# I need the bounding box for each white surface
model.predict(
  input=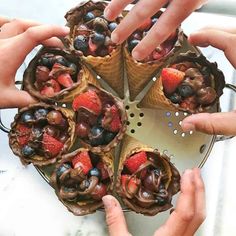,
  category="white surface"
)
[1,1,236,236]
